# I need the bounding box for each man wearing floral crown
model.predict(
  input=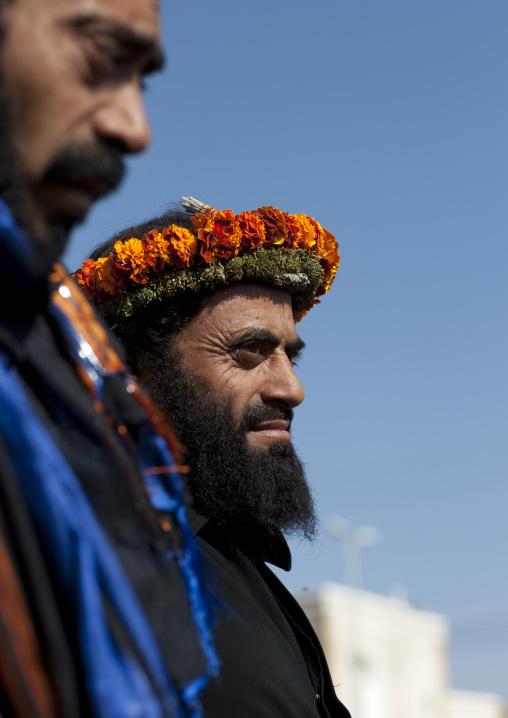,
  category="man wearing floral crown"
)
[77,197,351,718]
[0,3,218,717]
